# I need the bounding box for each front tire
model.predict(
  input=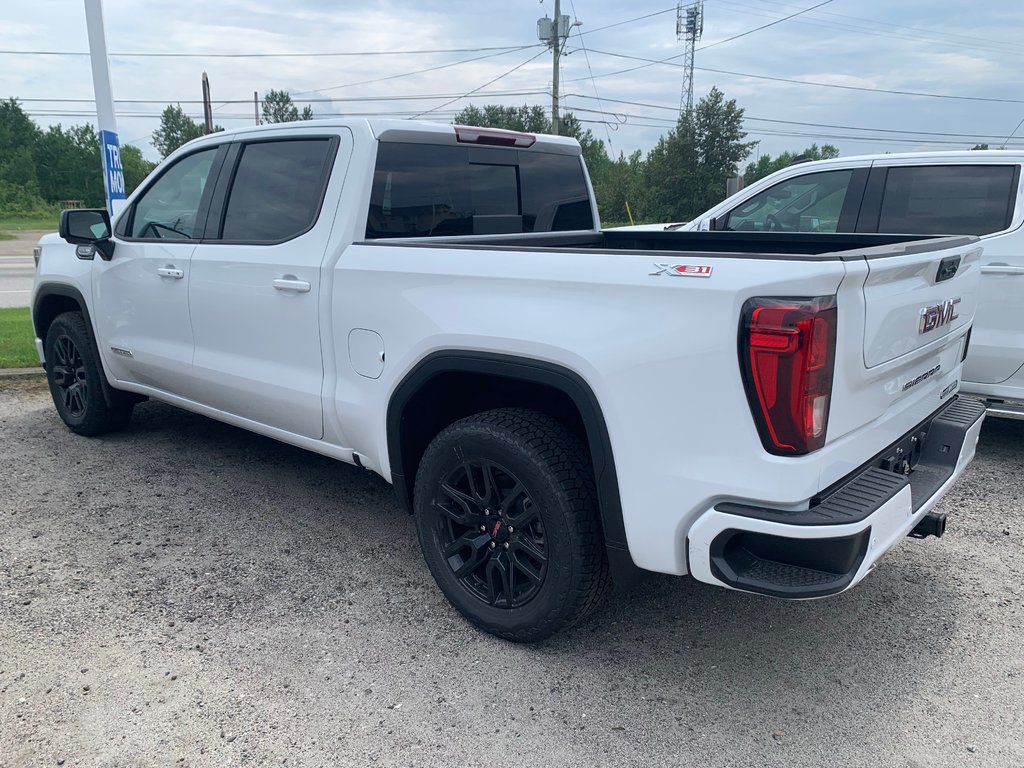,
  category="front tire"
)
[44,311,134,436]
[413,408,608,642]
